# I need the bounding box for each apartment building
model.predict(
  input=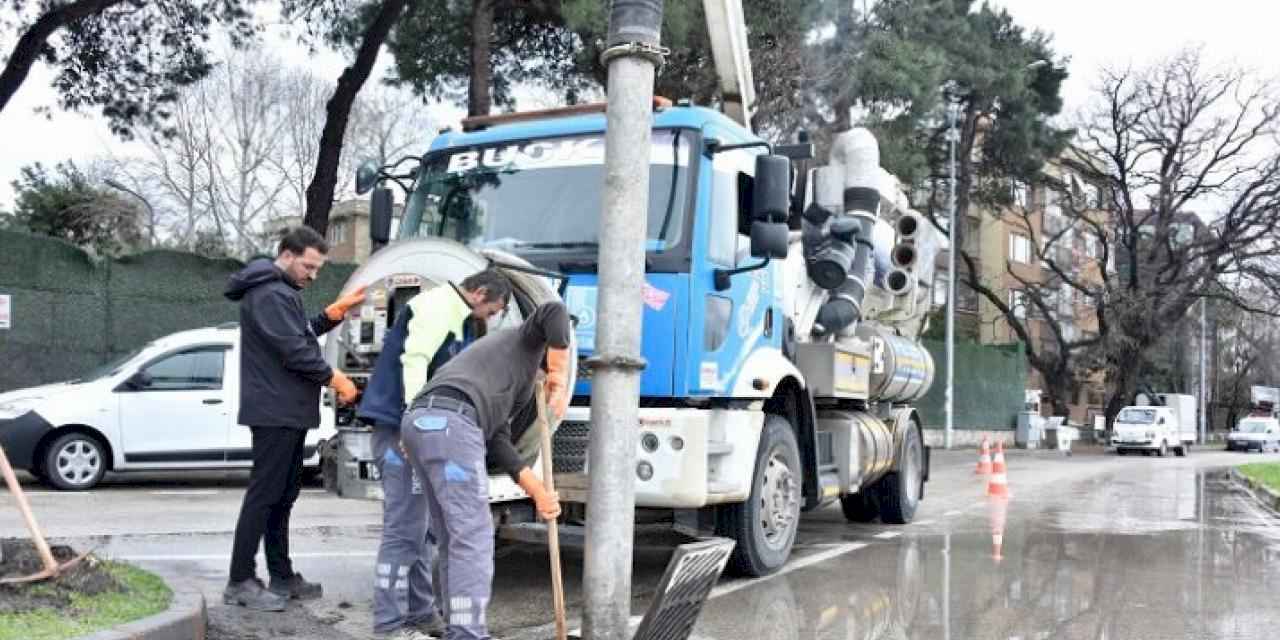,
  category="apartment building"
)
[932,160,1111,425]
